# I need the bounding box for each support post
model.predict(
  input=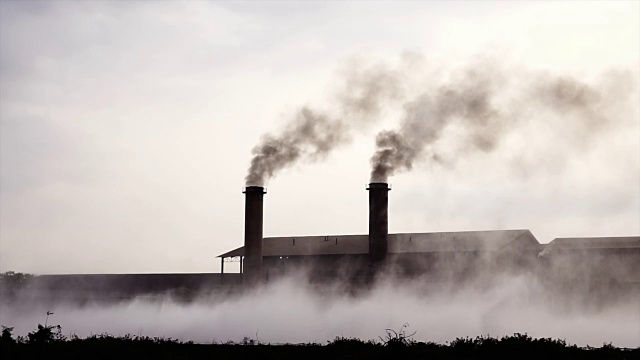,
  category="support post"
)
[220,257,225,284]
